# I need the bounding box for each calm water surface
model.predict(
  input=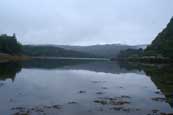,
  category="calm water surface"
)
[0,59,173,115]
